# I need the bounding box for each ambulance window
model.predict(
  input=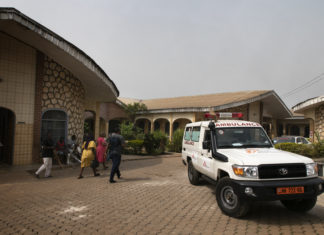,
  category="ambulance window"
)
[191,127,201,142]
[184,127,192,141]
